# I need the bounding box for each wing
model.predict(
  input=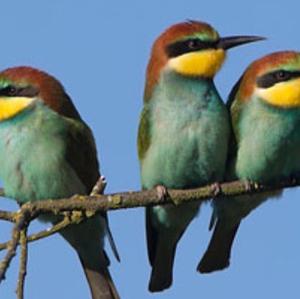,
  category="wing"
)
[226,73,245,140]
[64,118,120,261]
[225,74,245,180]
[226,74,244,110]
[65,118,100,192]
[137,104,151,161]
